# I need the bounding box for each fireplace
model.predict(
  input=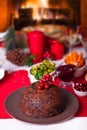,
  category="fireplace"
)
[0,0,80,31]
